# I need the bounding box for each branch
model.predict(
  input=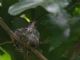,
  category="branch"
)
[0,17,48,60]
[0,17,13,35]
